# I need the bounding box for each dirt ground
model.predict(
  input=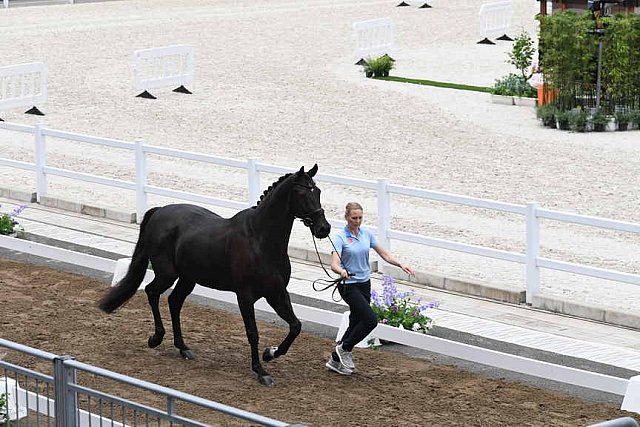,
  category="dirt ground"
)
[0,257,638,427]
